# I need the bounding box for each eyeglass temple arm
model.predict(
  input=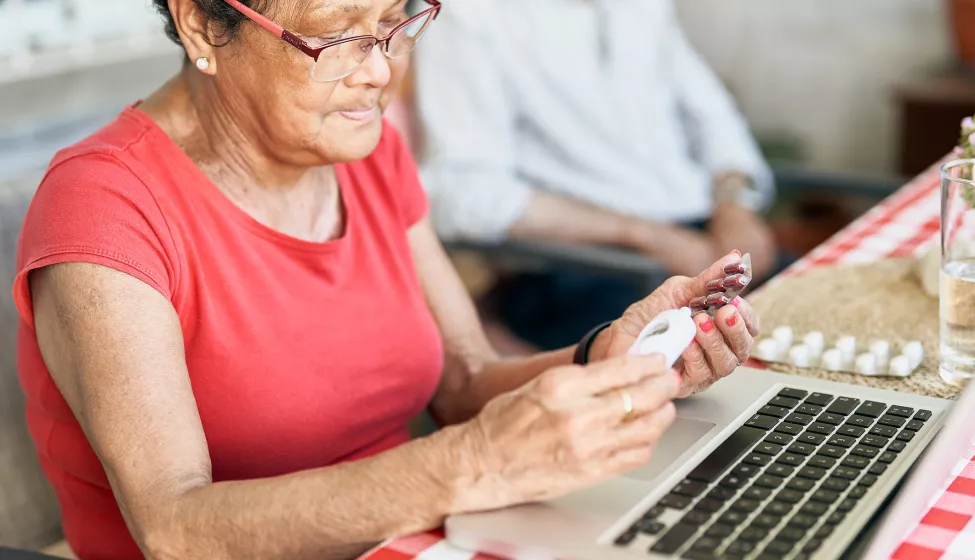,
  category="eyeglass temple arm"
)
[223,0,319,56]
